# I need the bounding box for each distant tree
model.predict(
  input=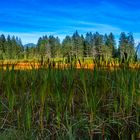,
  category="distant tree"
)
[11,36,19,59]
[72,31,83,58]
[37,36,48,58]
[119,32,128,61]
[62,36,73,62]
[104,33,116,59]
[48,36,61,58]
[119,32,135,62]
[25,46,29,59]
[84,32,93,57]
[0,32,137,61]
[5,35,12,59]
[55,37,61,57]
[127,32,135,60]
[93,32,104,60]
[0,34,6,59]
